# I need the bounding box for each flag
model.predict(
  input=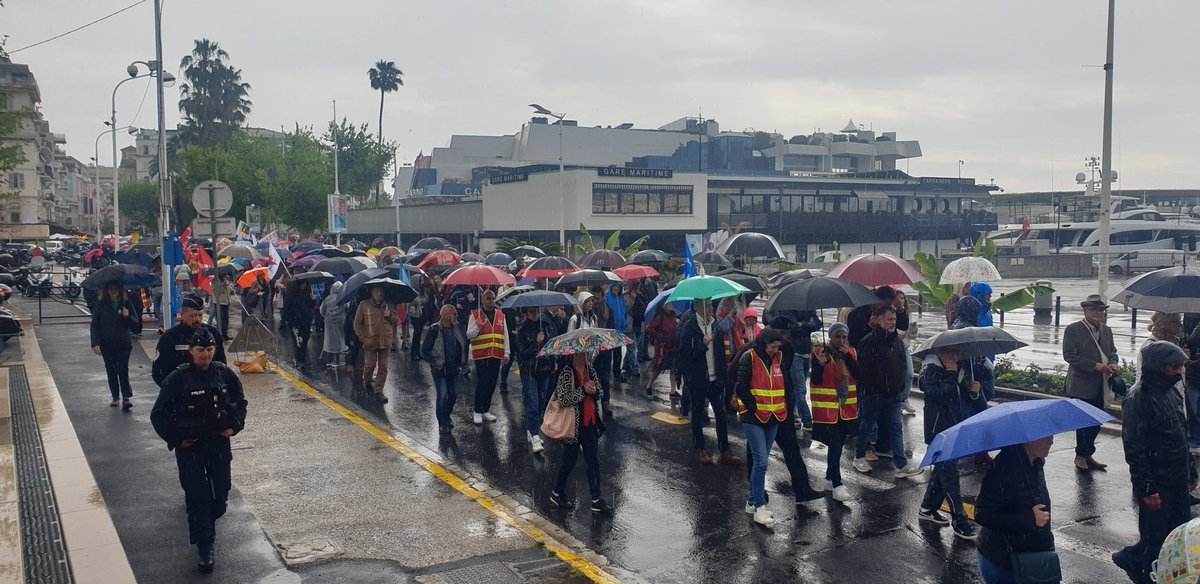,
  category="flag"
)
[682,238,698,279]
[236,220,253,241]
[267,242,283,279]
[261,230,278,246]
[180,225,192,250]
[131,232,140,245]
[1015,219,1031,243]
[195,246,215,295]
